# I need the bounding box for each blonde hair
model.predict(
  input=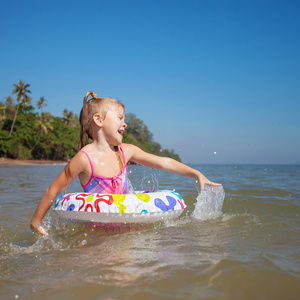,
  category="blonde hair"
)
[79,91,125,148]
